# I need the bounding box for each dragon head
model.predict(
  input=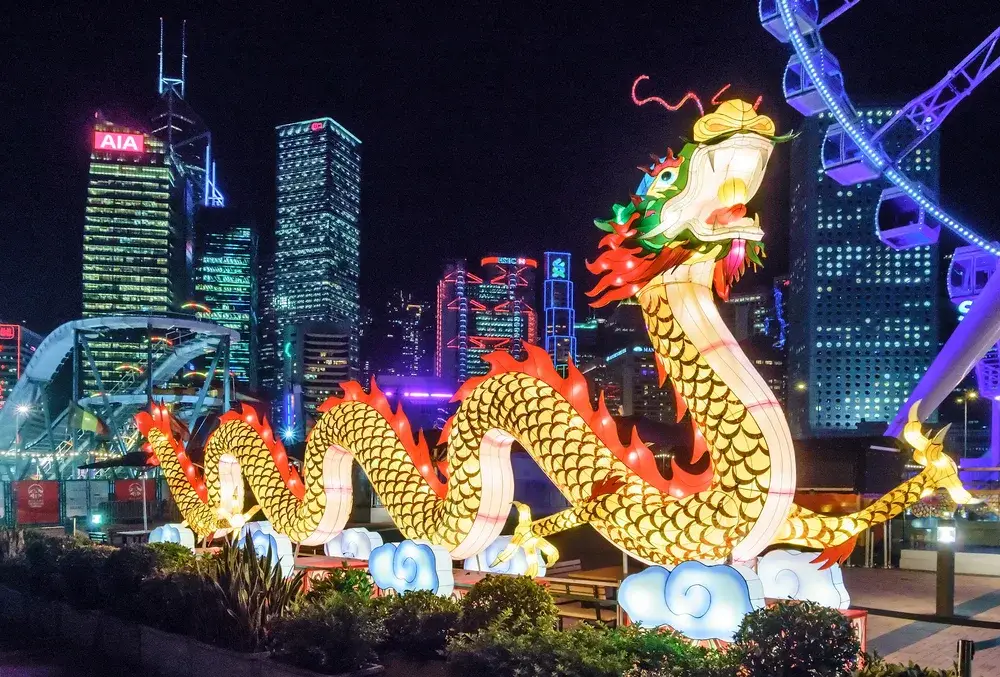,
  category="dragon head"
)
[903,403,976,506]
[588,97,780,306]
